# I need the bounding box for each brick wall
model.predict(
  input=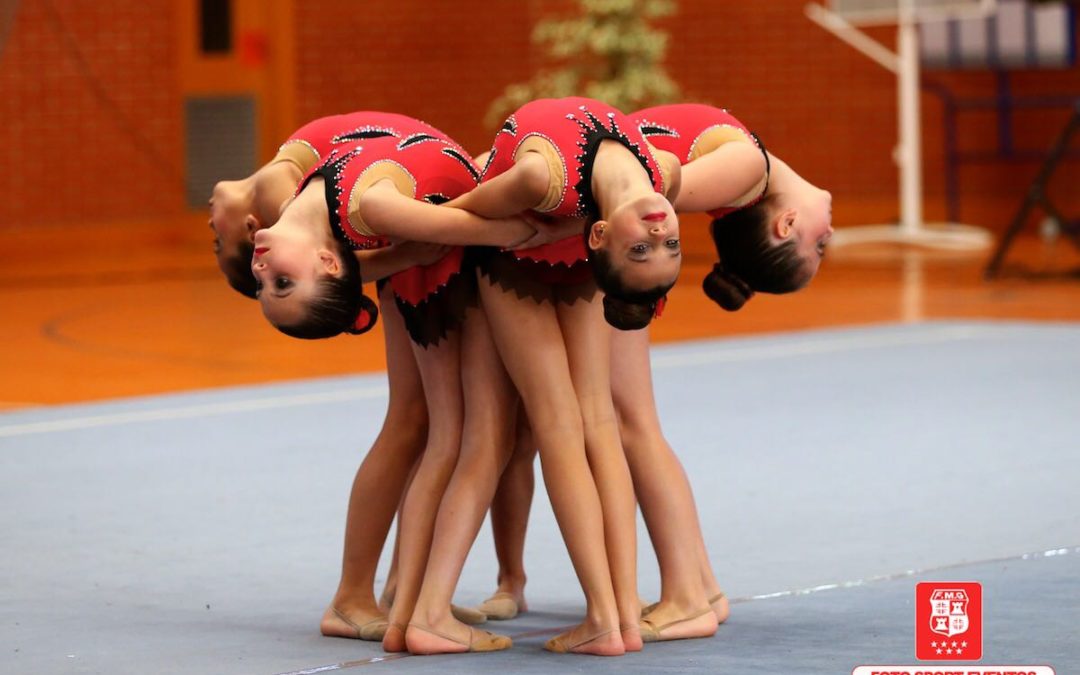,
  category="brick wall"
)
[0,0,183,227]
[292,0,541,156]
[665,3,901,220]
[2,0,1077,229]
[290,0,1080,231]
